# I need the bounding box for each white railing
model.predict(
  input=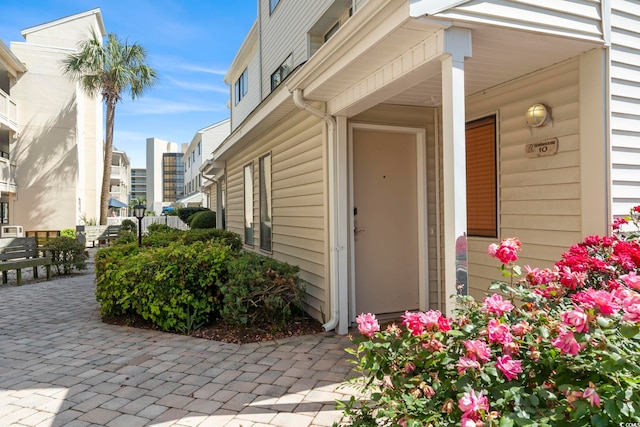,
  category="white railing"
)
[0,88,18,130]
[0,157,17,193]
[107,216,188,234]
